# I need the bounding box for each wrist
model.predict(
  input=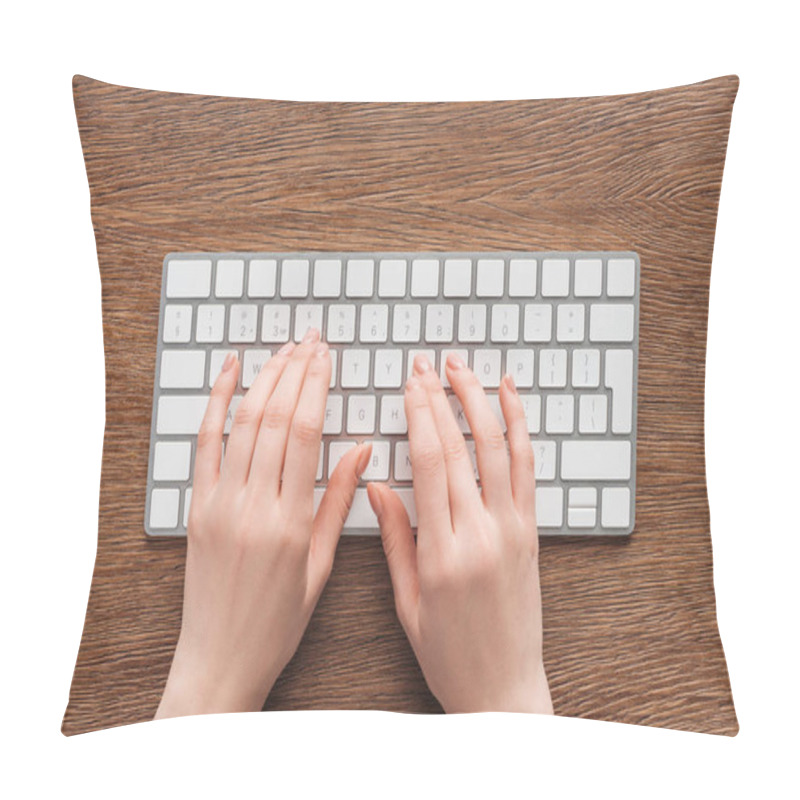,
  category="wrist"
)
[155,645,275,719]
